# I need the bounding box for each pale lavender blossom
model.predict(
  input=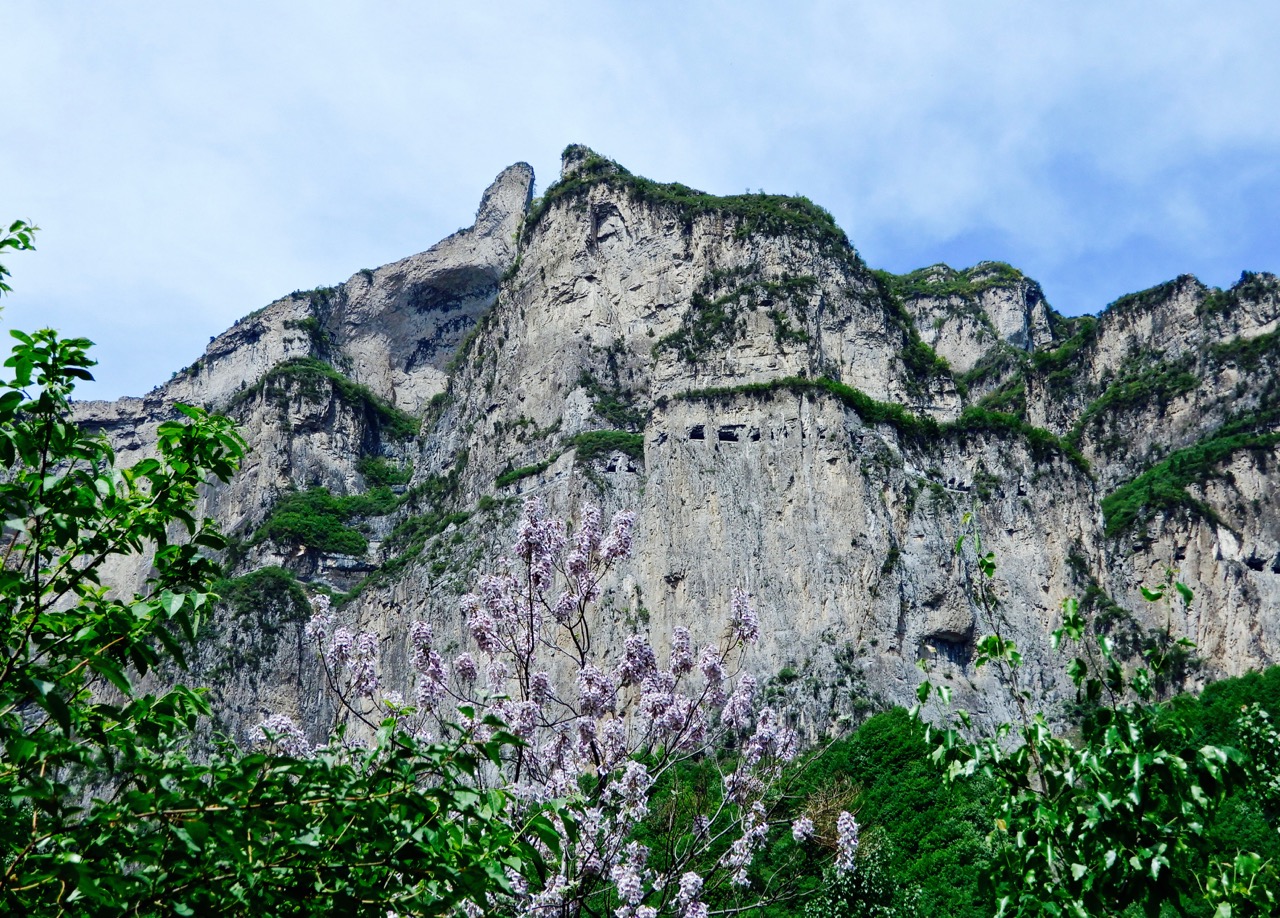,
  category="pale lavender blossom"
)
[676,872,707,918]
[409,620,434,672]
[699,644,727,707]
[578,664,617,717]
[350,632,380,696]
[835,811,860,874]
[506,866,530,897]
[601,510,636,562]
[743,707,799,764]
[576,717,599,760]
[531,671,552,706]
[257,713,311,758]
[303,595,334,644]
[618,634,658,686]
[326,626,354,670]
[730,587,760,645]
[468,608,500,655]
[575,503,603,560]
[551,590,576,623]
[670,627,694,675]
[722,801,769,886]
[611,862,644,907]
[600,718,628,768]
[722,673,757,729]
[415,667,446,712]
[791,816,815,843]
[487,659,510,693]
[454,652,478,683]
[611,760,653,823]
